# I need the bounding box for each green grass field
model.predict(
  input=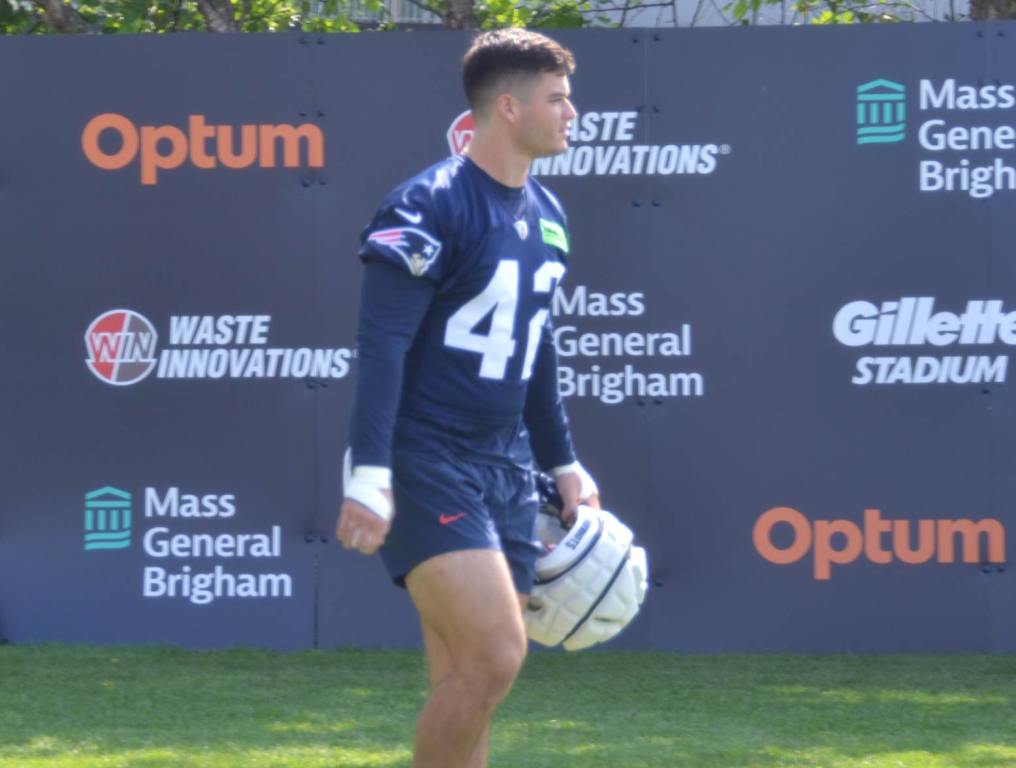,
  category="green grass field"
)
[1,646,1014,767]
